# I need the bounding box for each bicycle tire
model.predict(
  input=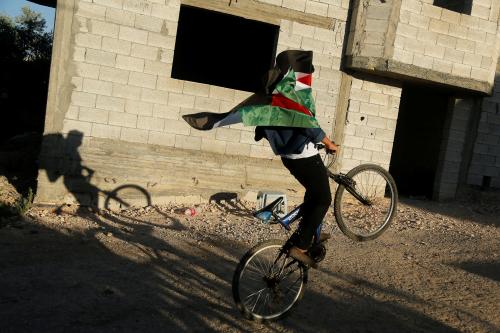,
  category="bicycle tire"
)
[103,184,151,211]
[232,239,308,322]
[334,164,398,241]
